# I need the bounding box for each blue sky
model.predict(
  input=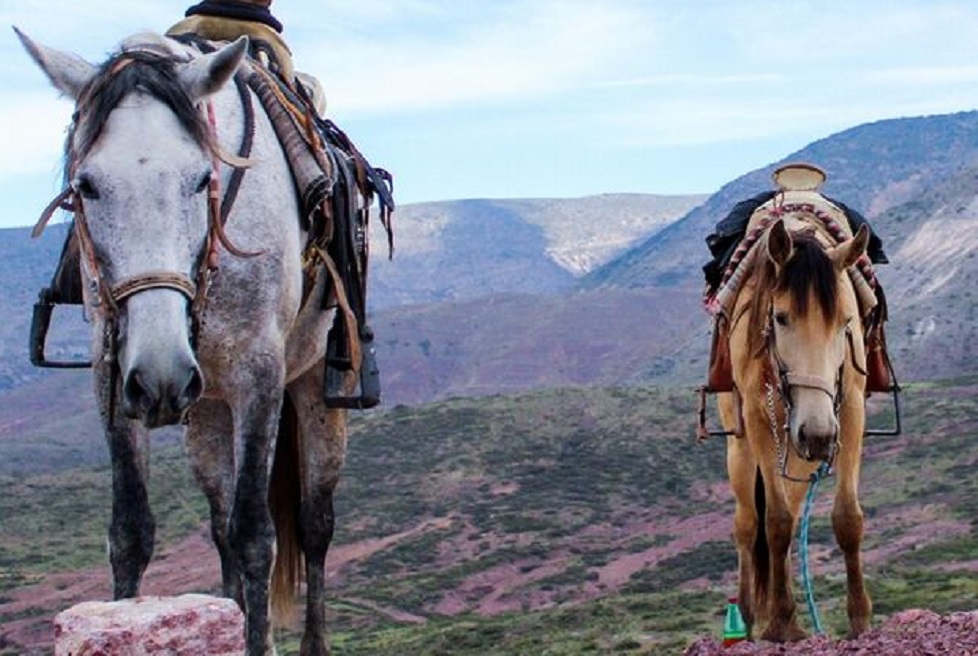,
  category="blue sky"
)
[4,0,978,228]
